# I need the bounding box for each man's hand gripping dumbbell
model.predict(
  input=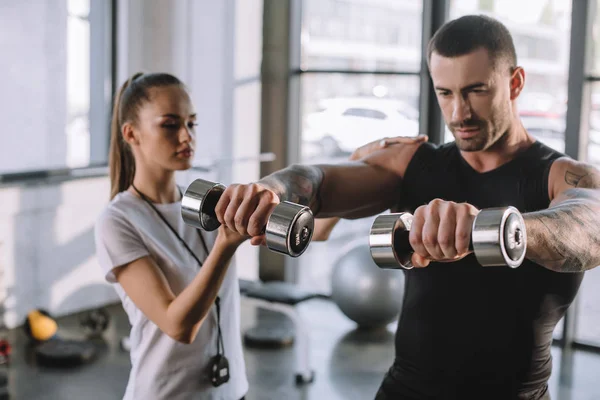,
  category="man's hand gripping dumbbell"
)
[369,199,527,269]
[181,178,314,257]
